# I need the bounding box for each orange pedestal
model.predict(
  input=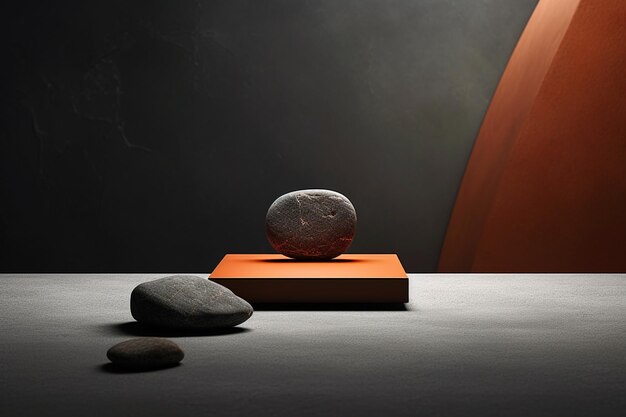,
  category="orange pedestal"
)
[210,254,409,303]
